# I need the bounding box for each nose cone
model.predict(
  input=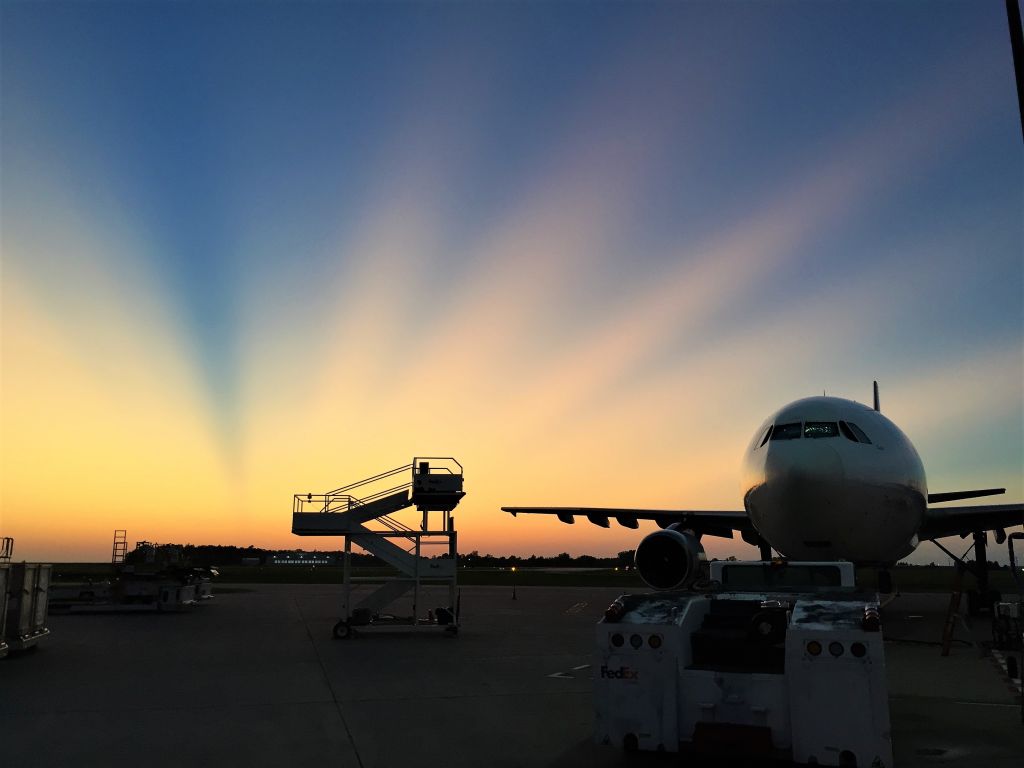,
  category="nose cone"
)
[745,441,846,557]
[764,440,844,490]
